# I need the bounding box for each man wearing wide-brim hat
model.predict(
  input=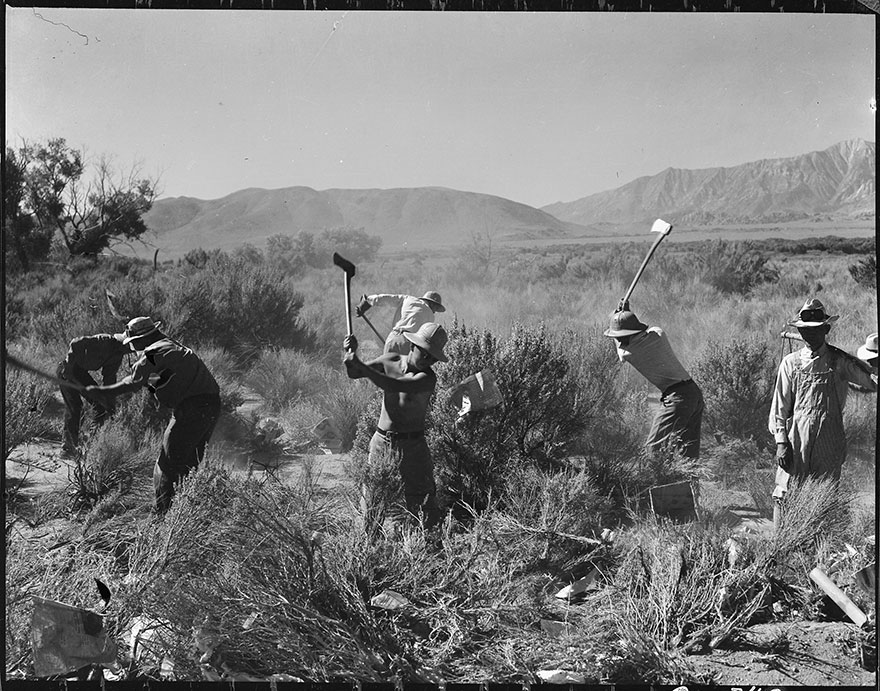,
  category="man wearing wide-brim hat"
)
[604,301,705,460]
[342,322,449,533]
[356,290,446,356]
[857,332,878,373]
[769,298,876,525]
[85,316,222,514]
[57,330,131,455]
